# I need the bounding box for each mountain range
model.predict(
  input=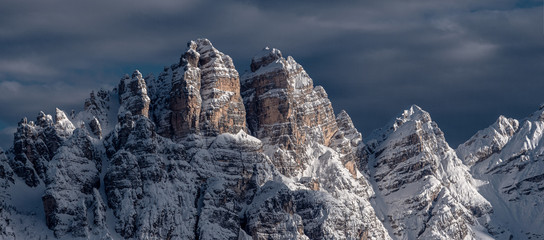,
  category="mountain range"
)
[0,39,542,240]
